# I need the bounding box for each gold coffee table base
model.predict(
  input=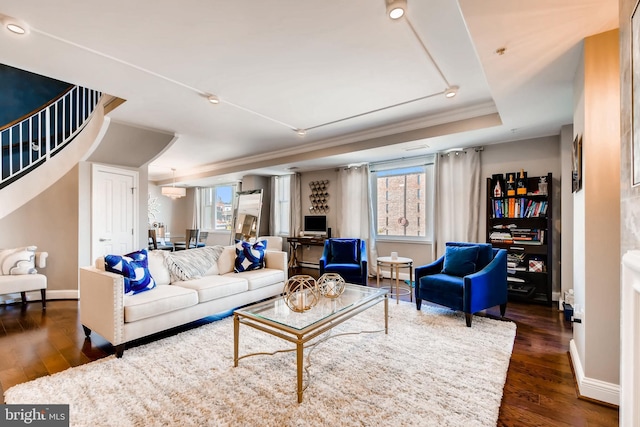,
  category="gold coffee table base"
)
[233,285,388,403]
